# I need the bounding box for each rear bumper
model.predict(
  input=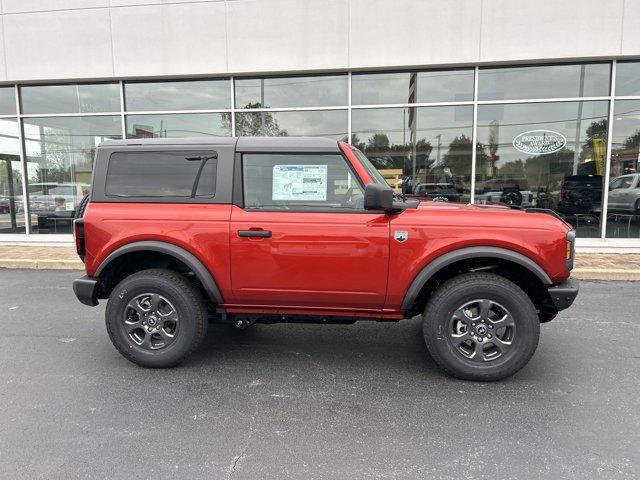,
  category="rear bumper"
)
[547,277,579,312]
[73,275,99,306]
